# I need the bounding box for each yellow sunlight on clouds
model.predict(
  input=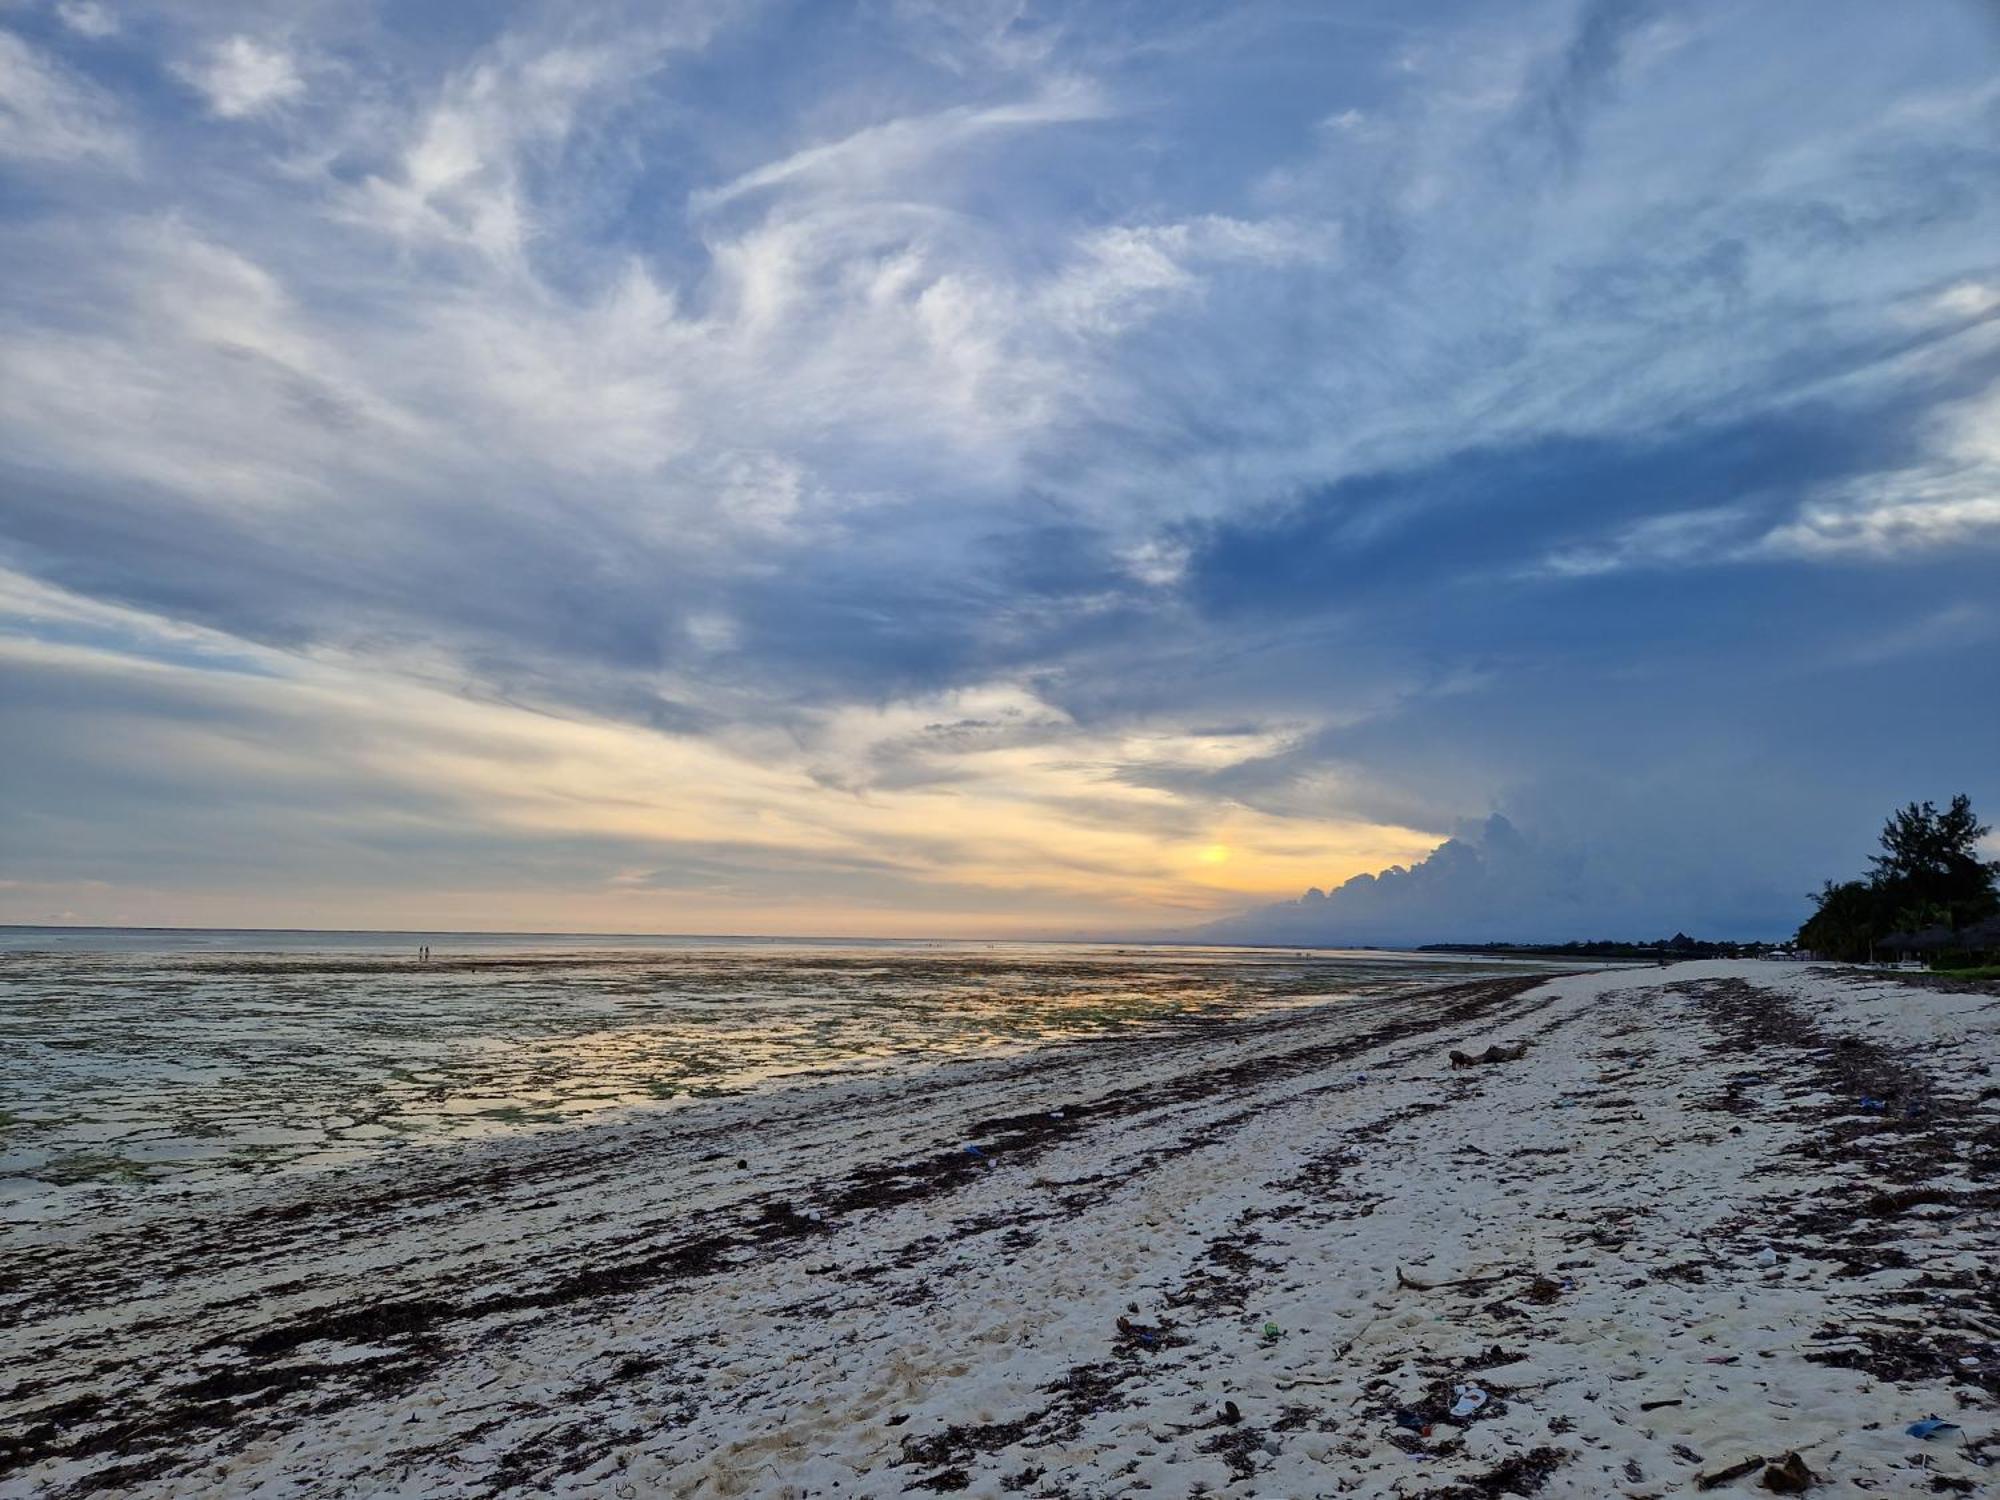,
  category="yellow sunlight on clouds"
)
[0,575,1442,936]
